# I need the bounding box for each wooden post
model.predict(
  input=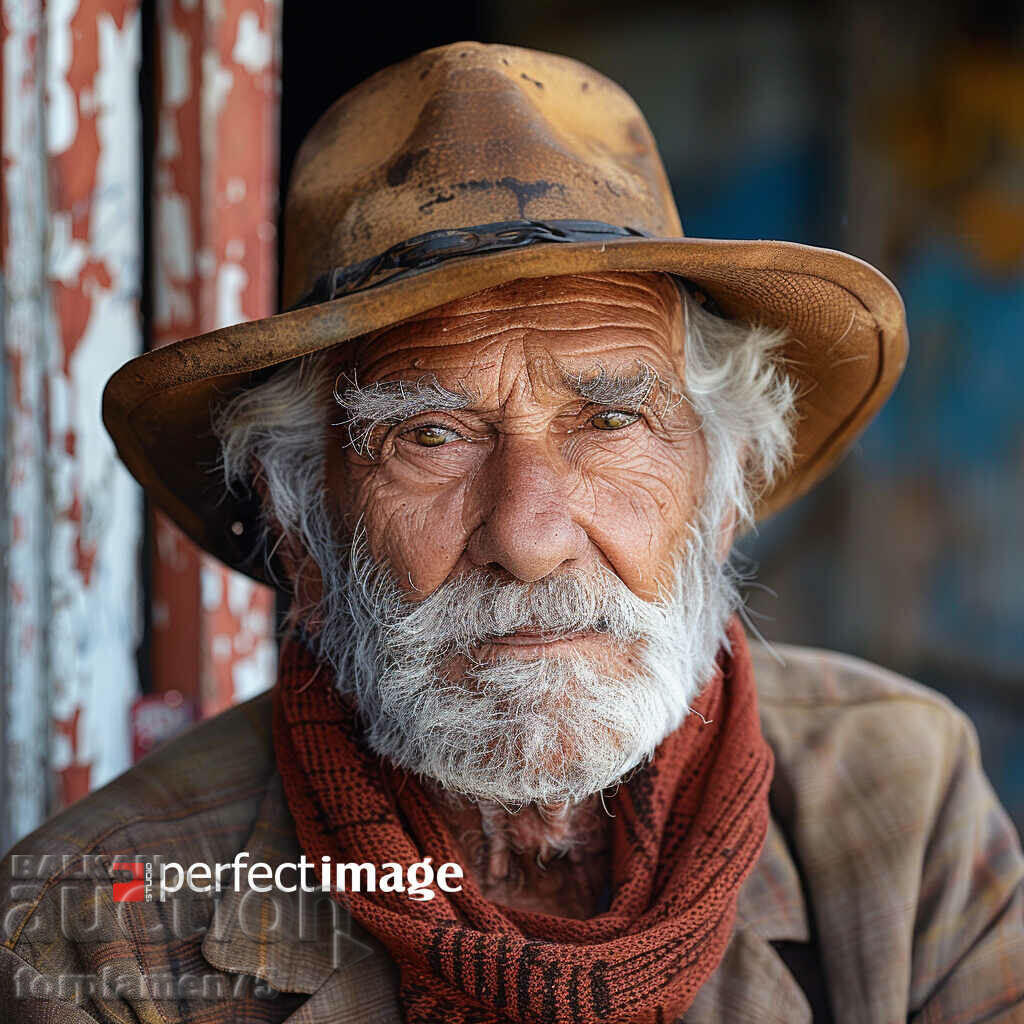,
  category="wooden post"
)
[150,0,279,716]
